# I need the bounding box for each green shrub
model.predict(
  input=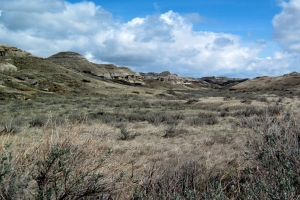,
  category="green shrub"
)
[242,113,300,199]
